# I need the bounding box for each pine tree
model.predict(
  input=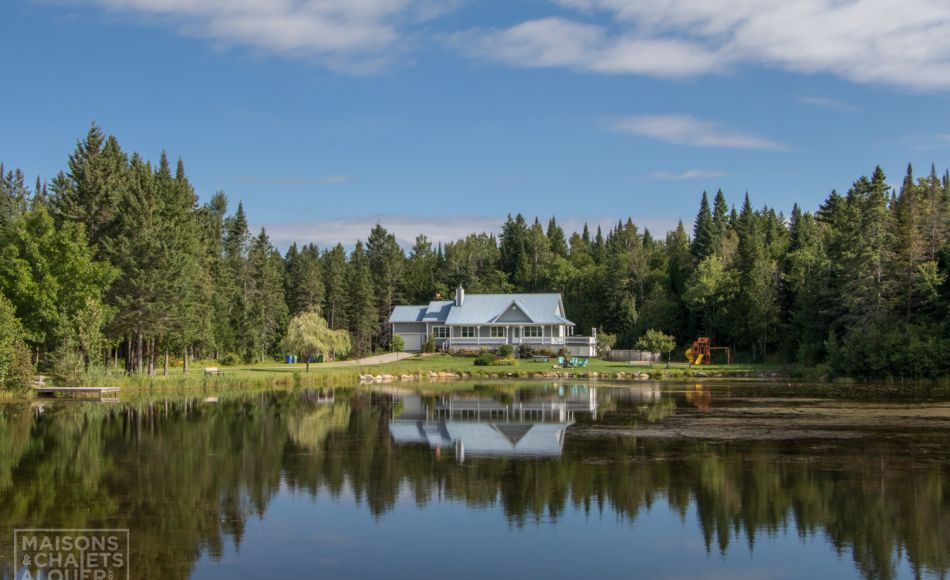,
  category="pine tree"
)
[691,191,716,260]
[366,224,404,349]
[245,229,288,362]
[547,217,568,258]
[345,241,376,356]
[48,125,128,255]
[499,214,529,288]
[322,244,348,329]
